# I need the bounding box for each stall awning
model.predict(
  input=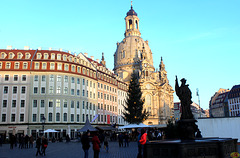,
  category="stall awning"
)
[96,126,116,131]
